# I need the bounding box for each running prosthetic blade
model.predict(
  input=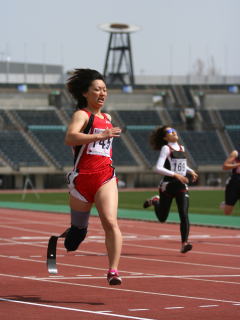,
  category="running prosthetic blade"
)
[46,229,69,274]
